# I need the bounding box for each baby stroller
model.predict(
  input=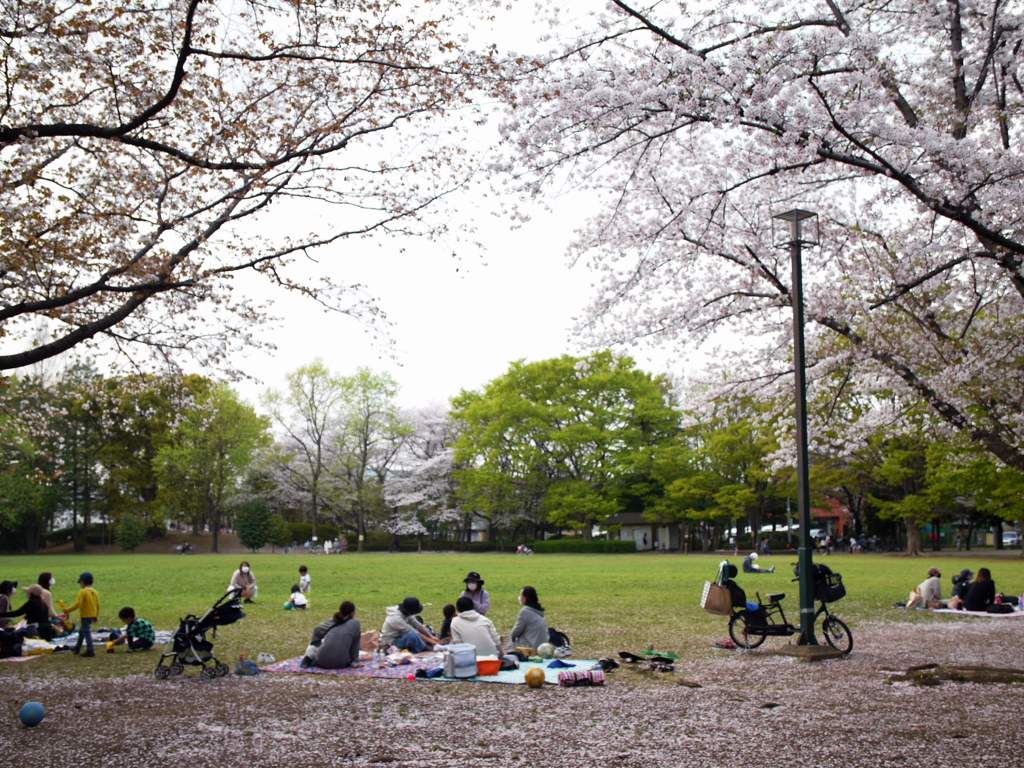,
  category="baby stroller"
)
[154,589,246,680]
